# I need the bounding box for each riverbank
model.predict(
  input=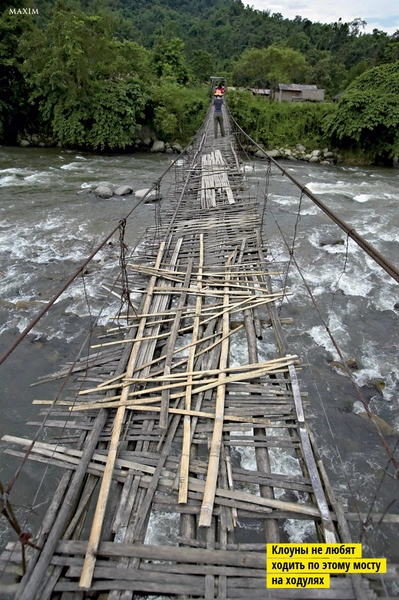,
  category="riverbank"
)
[11,126,395,168]
[10,132,375,168]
